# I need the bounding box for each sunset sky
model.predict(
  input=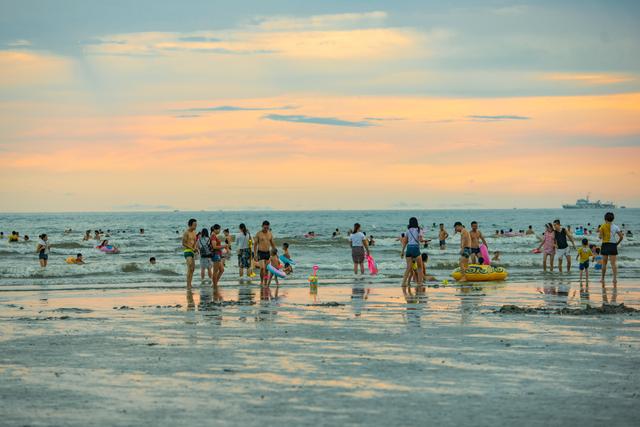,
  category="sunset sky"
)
[1,0,639,211]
